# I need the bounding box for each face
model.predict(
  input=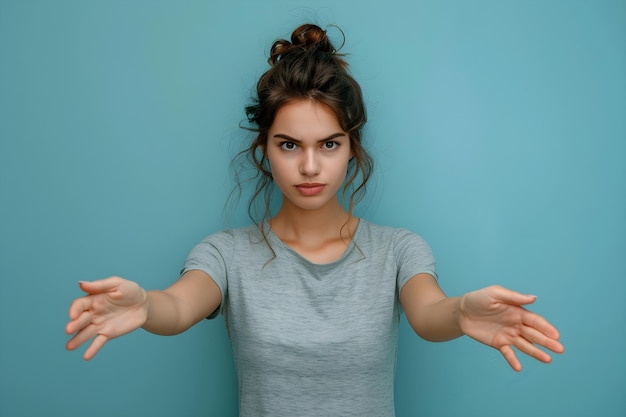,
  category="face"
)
[265,99,352,212]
